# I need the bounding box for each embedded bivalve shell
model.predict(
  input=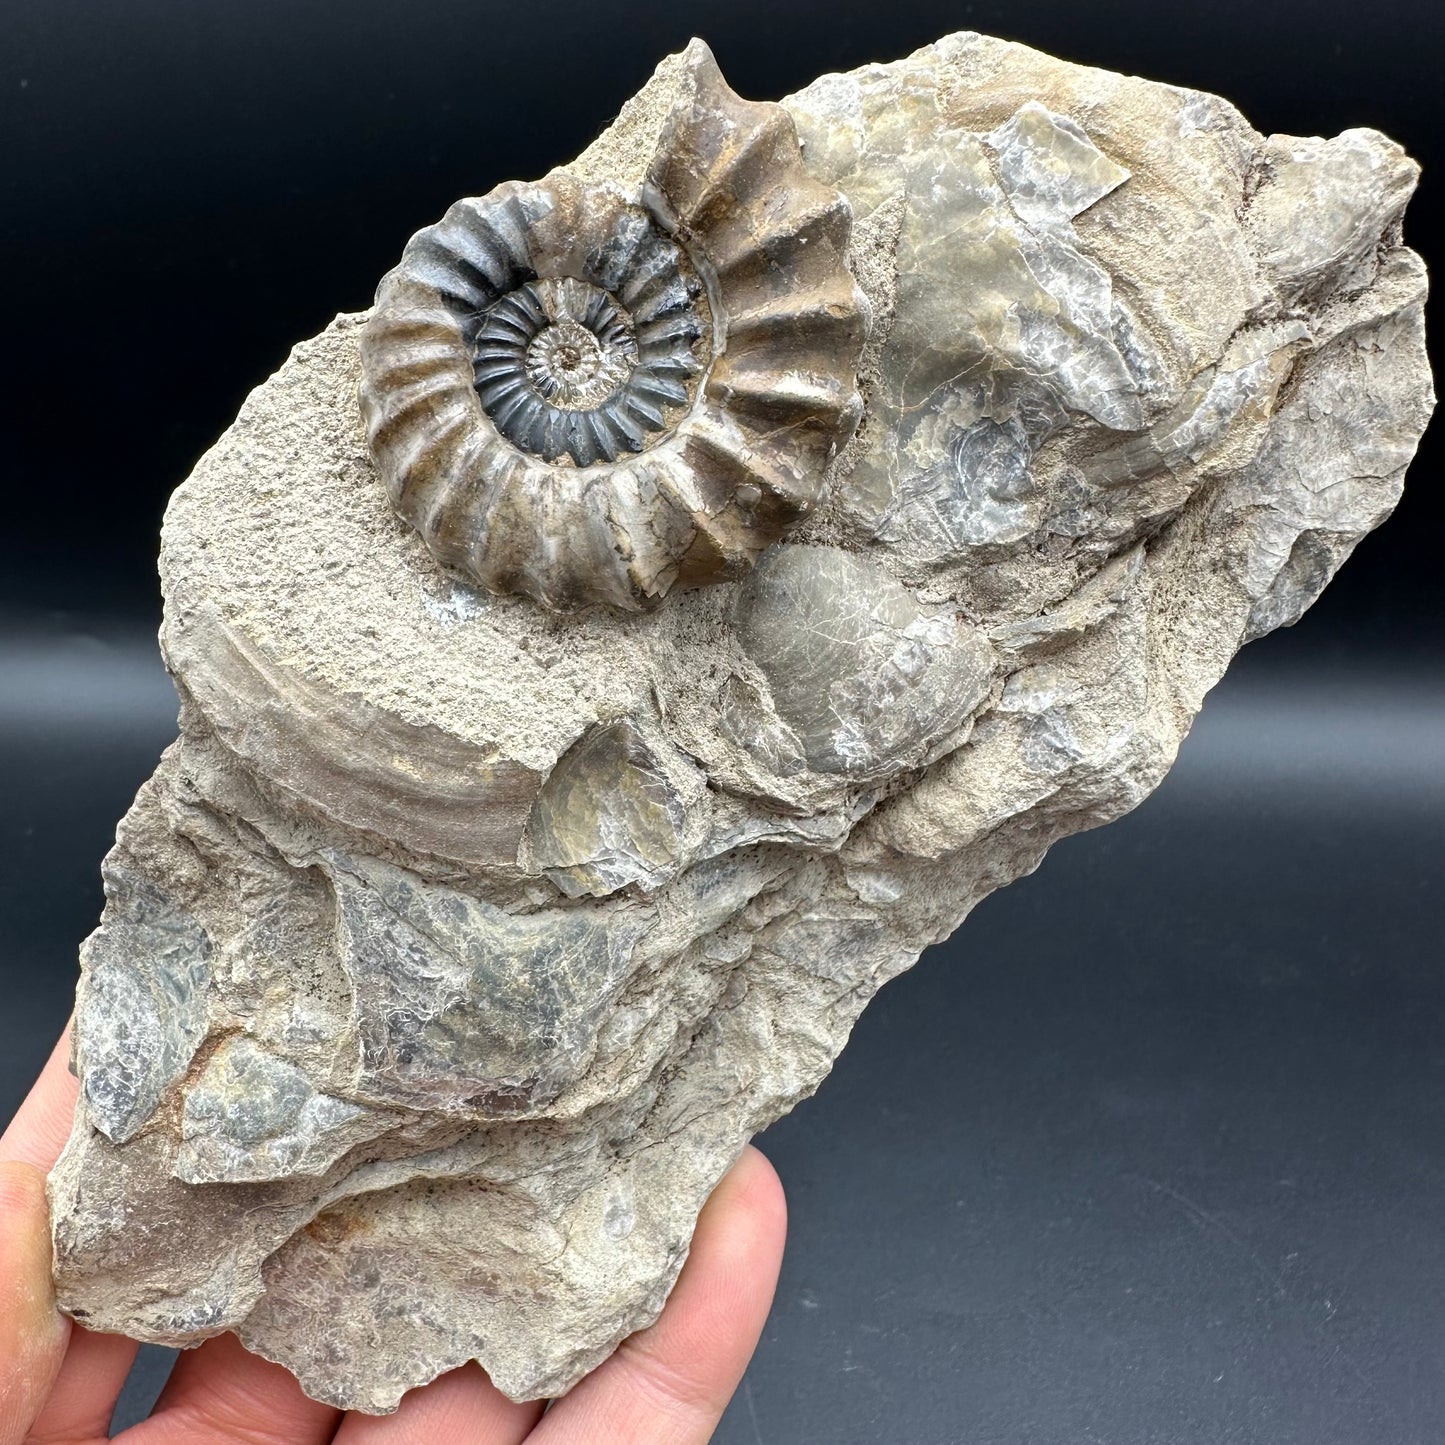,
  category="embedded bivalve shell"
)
[359,43,867,612]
